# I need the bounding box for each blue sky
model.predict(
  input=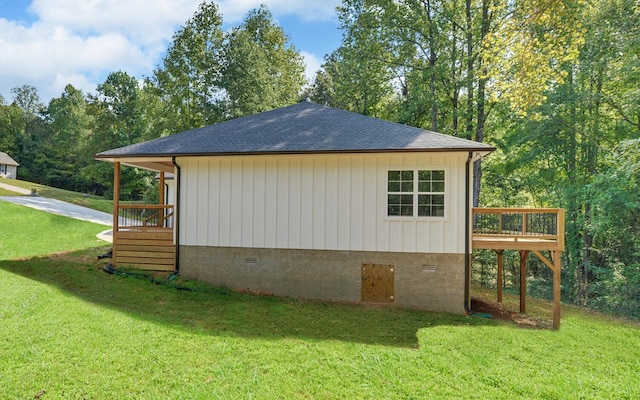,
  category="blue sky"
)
[0,0,343,104]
